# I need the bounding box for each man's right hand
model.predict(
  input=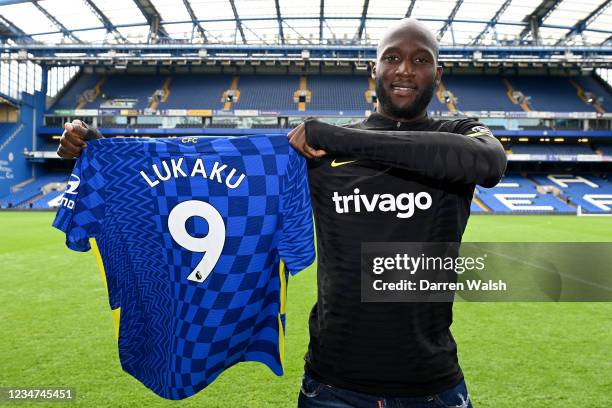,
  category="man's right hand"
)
[57,119,103,158]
